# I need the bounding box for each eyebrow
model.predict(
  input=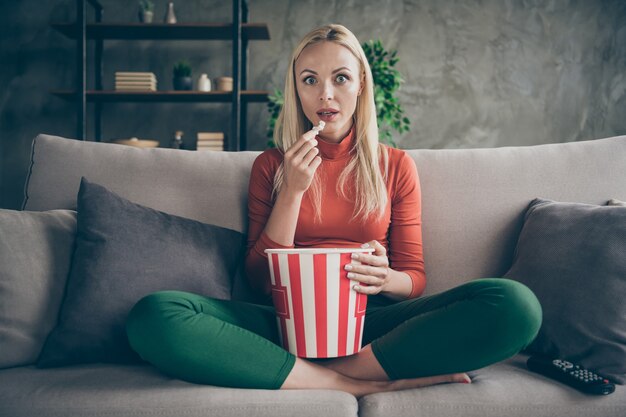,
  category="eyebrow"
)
[299,66,352,75]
